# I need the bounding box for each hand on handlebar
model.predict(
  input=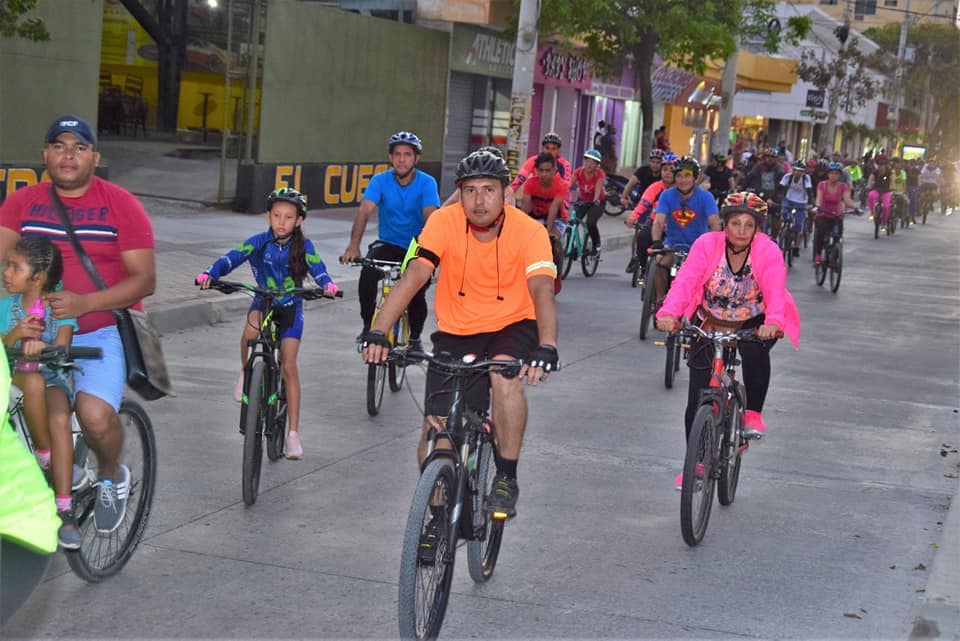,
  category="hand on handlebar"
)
[340,245,361,264]
[195,272,211,288]
[520,344,559,385]
[755,323,781,340]
[656,315,679,333]
[323,282,340,297]
[359,329,390,364]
